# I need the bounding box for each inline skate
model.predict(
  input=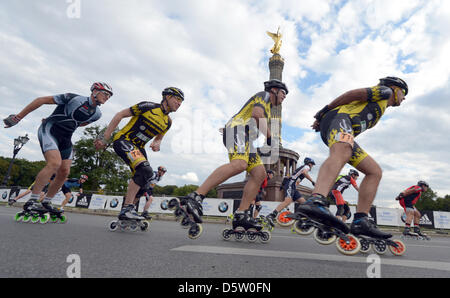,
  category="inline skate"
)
[168,193,203,239]
[109,204,149,232]
[42,201,67,224]
[401,227,430,241]
[222,211,271,243]
[14,199,50,224]
[351,217,405,256]
[292,195,361,255]
[255,215,274,232]
[267,208,294,228]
